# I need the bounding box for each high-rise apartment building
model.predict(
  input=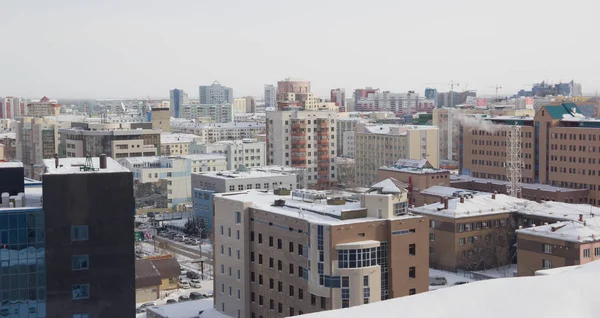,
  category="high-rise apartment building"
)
[170,89,187,118]
[59,122,161,159]
[233,98,247,113]
[42,156,135,317]
[15,117,59,179]
[0,132,16,161]
[436,91,476,108]
[424,88,438,107]
[213,179,429,318]
[181,103,233,123]
[199,81,233,104]
[0,96,27,118]
[330,89,346,112]
[266,110,338,189]
[170,122,265,143]
[264,85,277,109]
[354,123,439,187]
[353,87,378,110]
[336,118,369,157]
[192,139,266,170]
[355,91,434,116]
[27,96,60,118]
[459,103,600,206]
